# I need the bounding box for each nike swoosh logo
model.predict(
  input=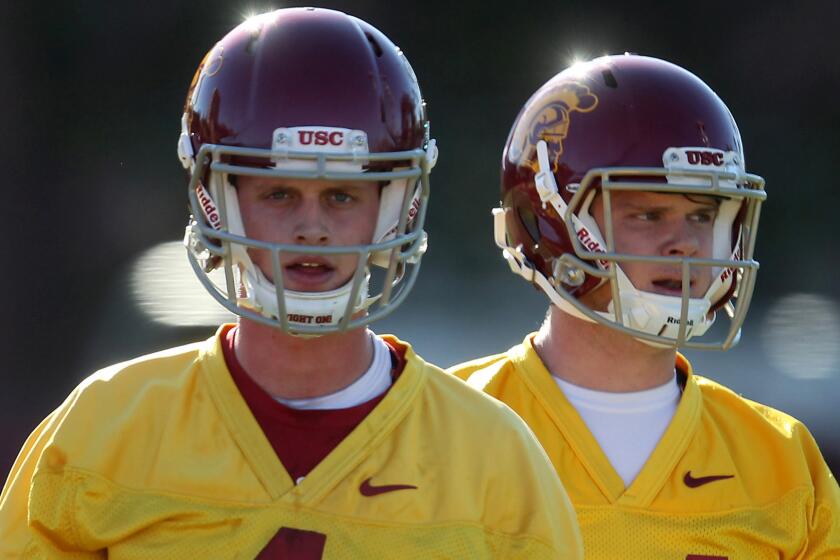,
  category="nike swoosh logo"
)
[359,477,417,497]
[683,471,735,488]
